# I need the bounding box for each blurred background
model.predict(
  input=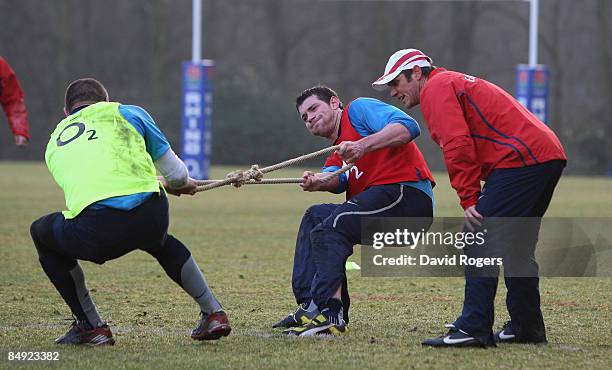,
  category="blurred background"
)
[1,0,611,175]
